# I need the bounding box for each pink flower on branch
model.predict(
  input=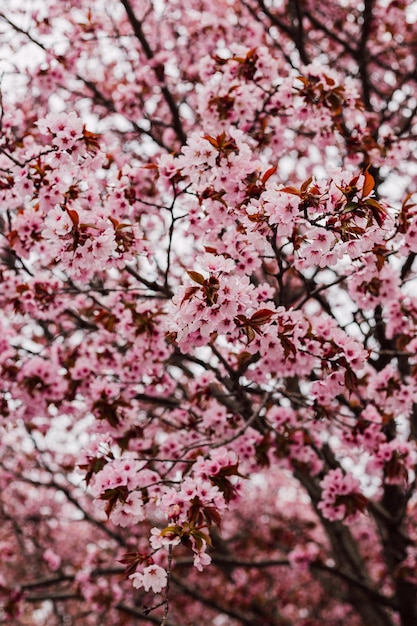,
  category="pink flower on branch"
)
[129,565,168,593]
[2,2,417,625]
[318,469,368,524]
